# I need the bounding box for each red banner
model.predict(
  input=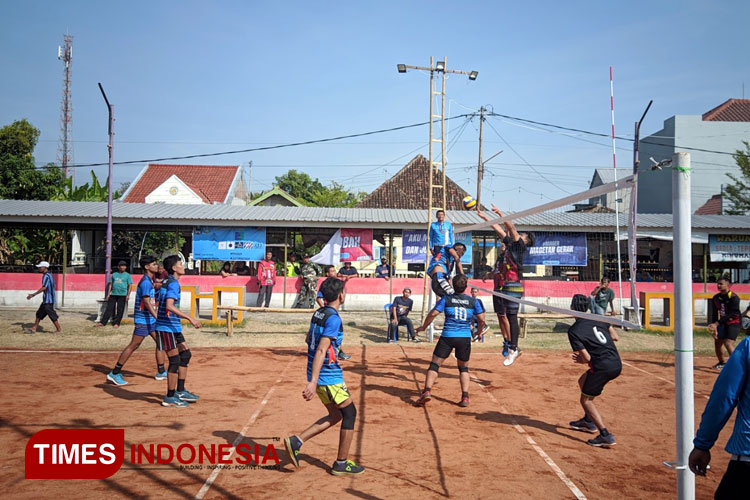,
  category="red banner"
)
[25,429,124,479]
[340,229,373,262]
